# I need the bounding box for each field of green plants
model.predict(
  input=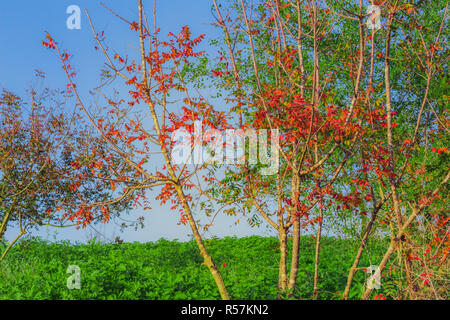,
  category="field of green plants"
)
[0,236,390,300]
